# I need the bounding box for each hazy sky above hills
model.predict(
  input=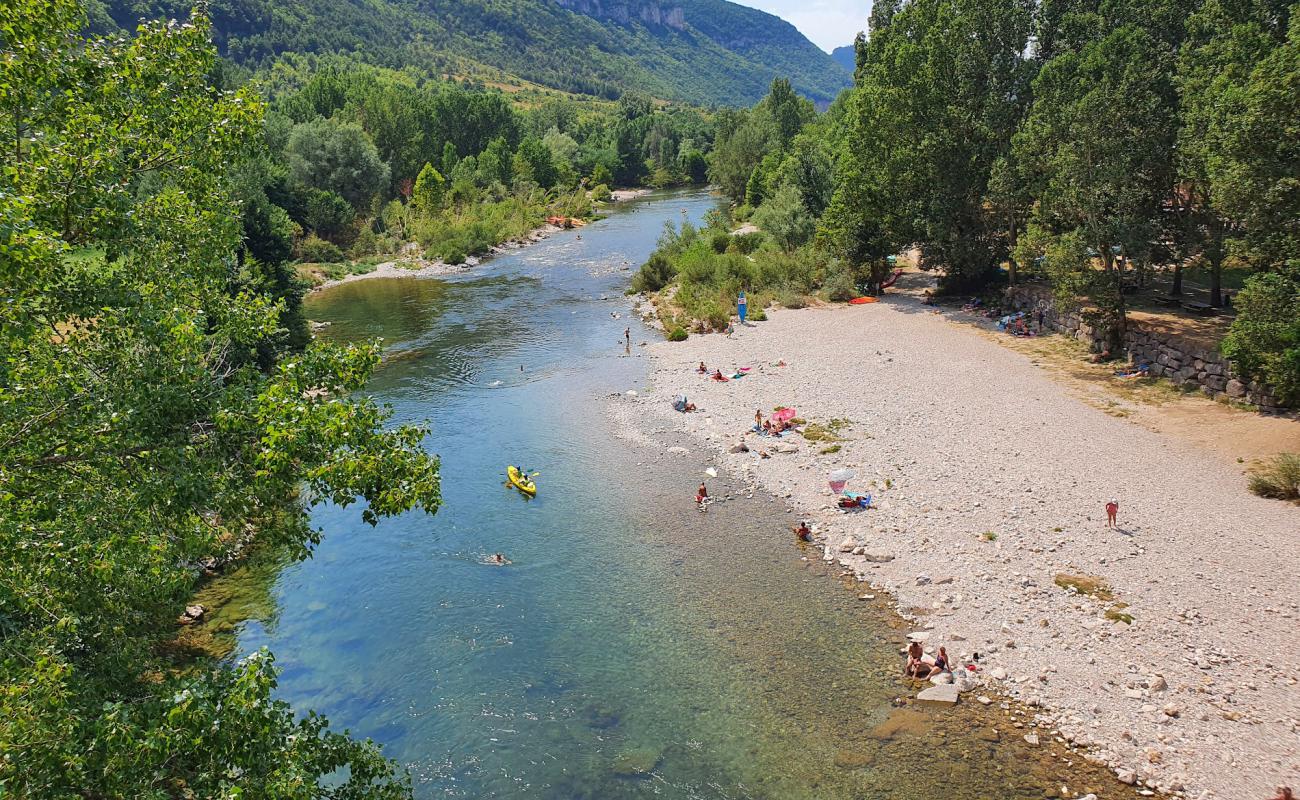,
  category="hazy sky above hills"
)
[731,0,870,52]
